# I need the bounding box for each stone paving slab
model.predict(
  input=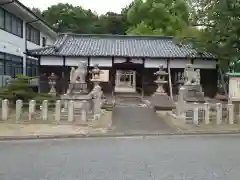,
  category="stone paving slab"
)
[110,105,174,135]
